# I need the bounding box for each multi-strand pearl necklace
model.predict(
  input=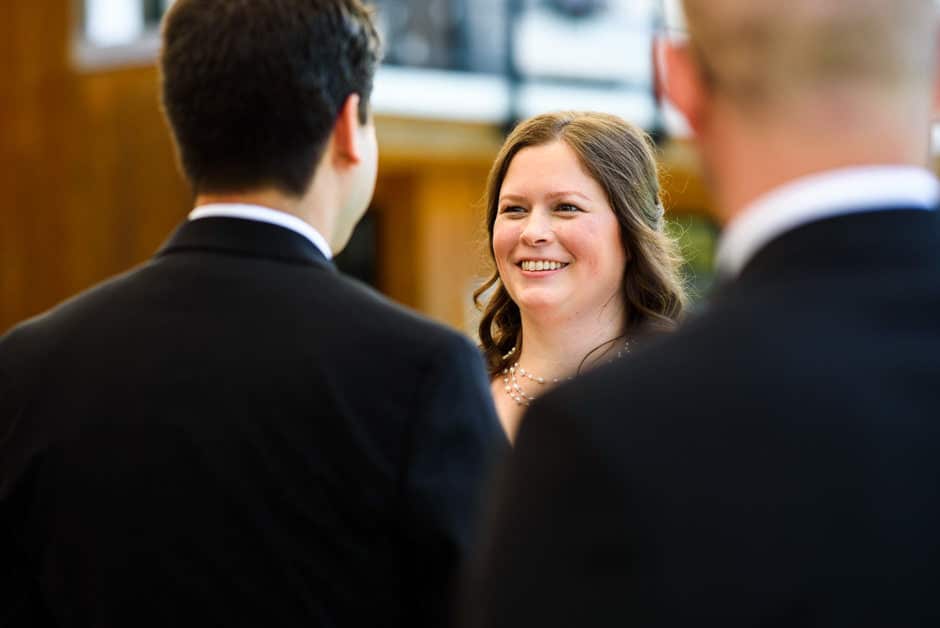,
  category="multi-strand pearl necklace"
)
[501,341,630,407]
